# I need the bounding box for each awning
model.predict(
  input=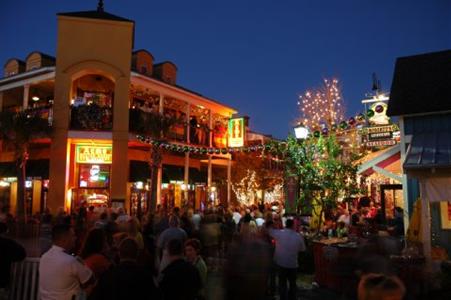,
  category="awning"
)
[162,165,206,184]
[0,160,49,179]
[357,144,402,182]
[26,159,49,179]
[129,160,150,182]
[404,132,451,170]
[0,162,16,177]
